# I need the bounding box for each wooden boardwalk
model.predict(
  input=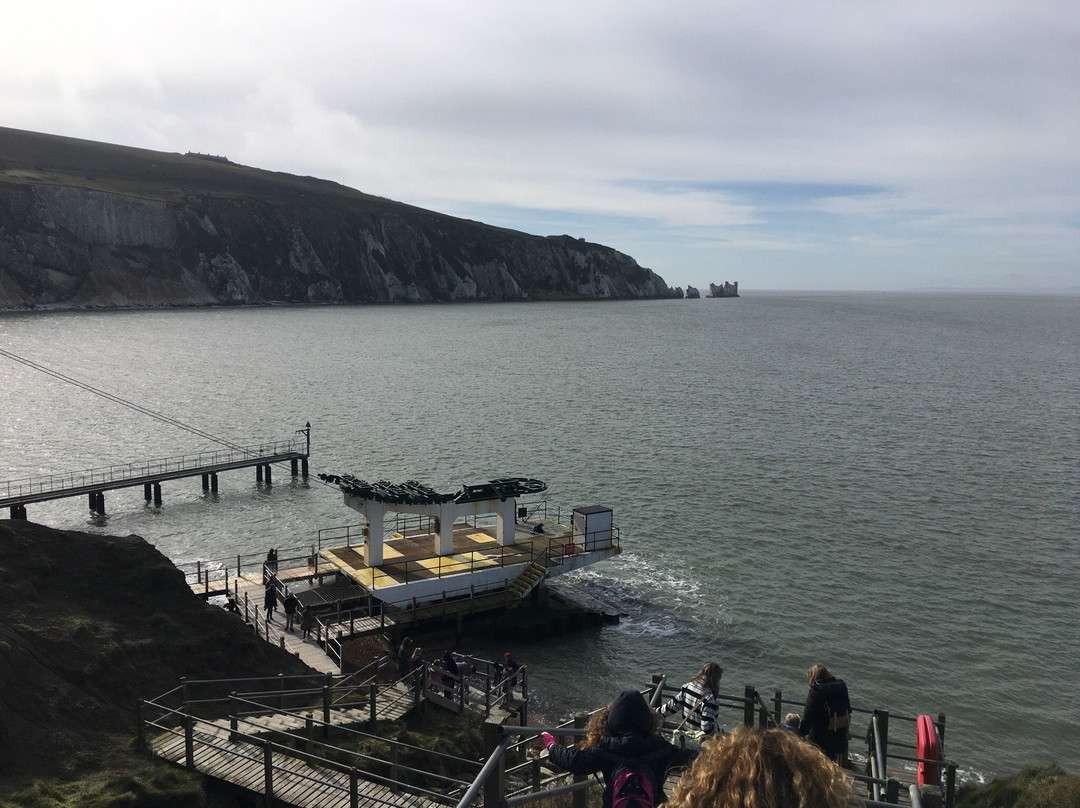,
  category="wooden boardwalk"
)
[152,717,435,808]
